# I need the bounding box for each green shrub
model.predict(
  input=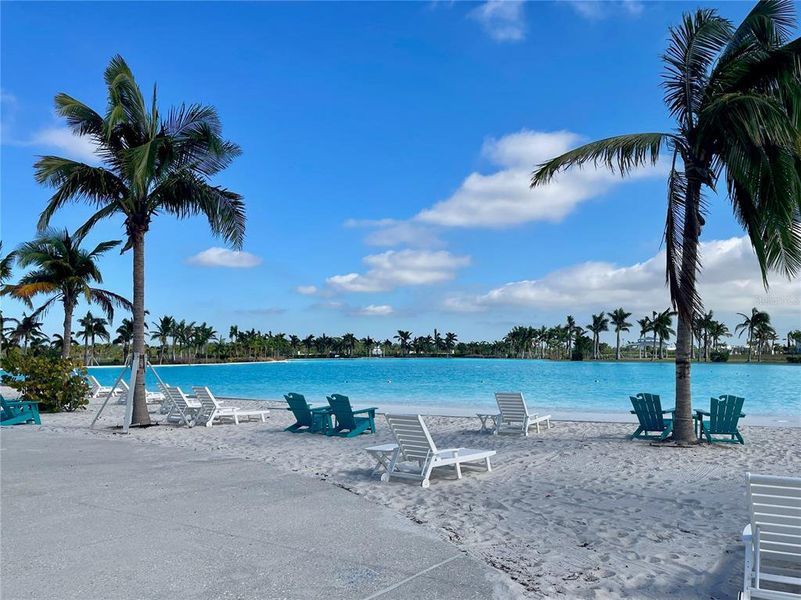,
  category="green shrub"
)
[710,350,730,362]
[786,355,801,364]
[1,351,89,412]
